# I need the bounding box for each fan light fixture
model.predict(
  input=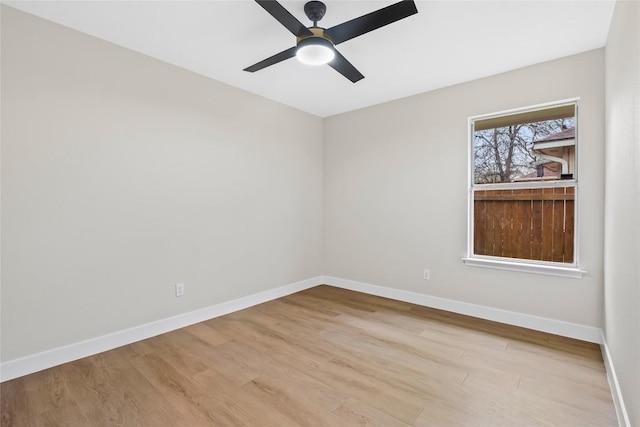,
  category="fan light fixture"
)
[296,37,334,65]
